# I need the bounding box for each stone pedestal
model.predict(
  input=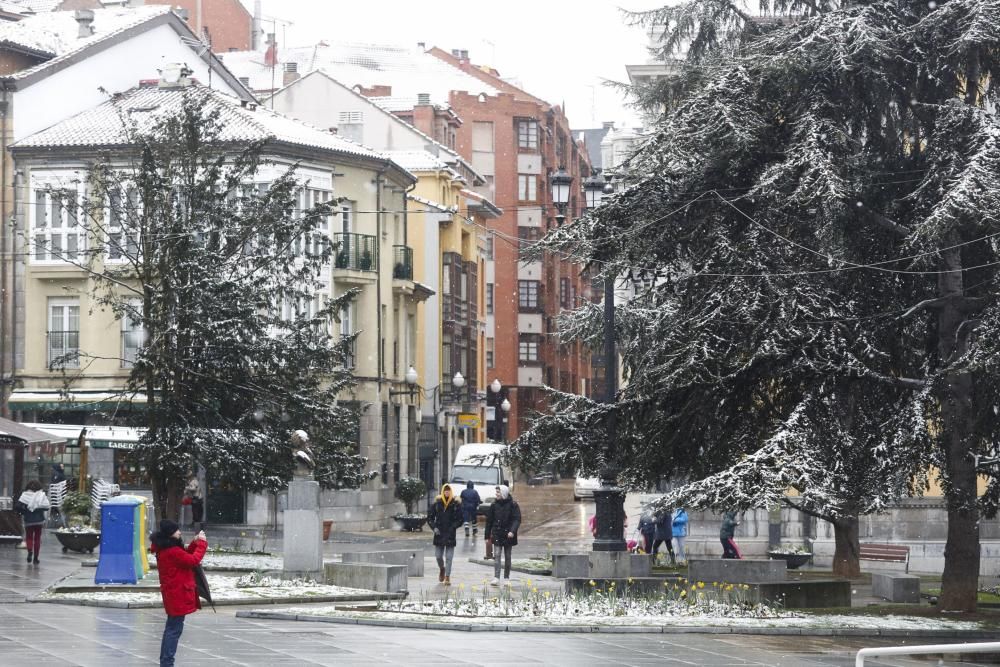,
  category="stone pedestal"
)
[872,573,920,603]
[552,551,651,579]
[283,476,324,581]
[688,558,786,584]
